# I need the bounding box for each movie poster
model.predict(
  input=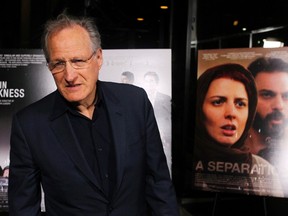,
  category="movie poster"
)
[0,49,172,211]
[100,49,172,175]
[0,49,56,211]
[193,47,288,197]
